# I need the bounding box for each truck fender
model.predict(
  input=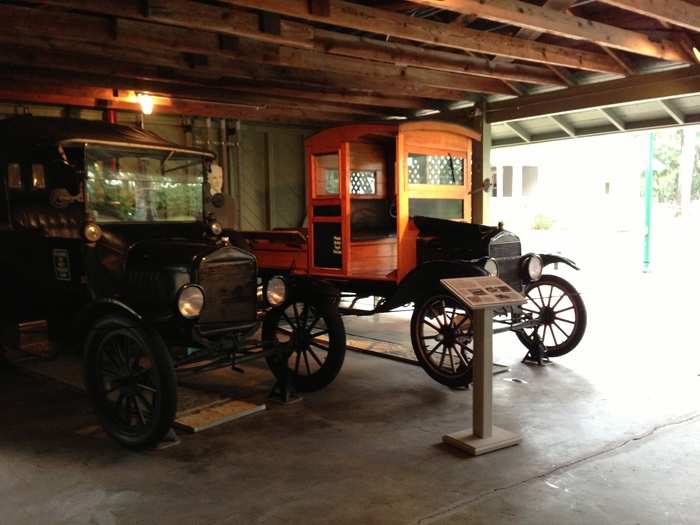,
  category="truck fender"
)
[74,298,144,341]
[541,254,579,271]
[380,260,488,312]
